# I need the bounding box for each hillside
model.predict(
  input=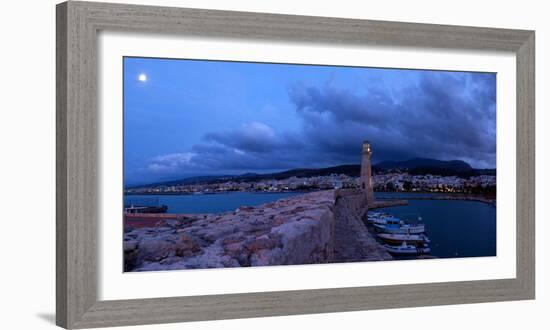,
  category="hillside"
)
[375,158,472,172]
